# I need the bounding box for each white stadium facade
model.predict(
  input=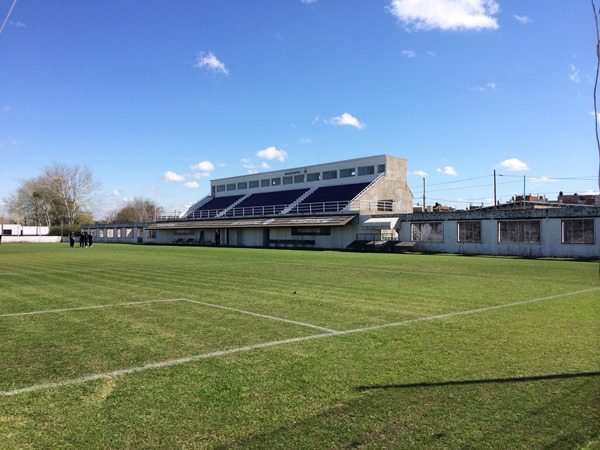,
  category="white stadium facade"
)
[84,154,600,258]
